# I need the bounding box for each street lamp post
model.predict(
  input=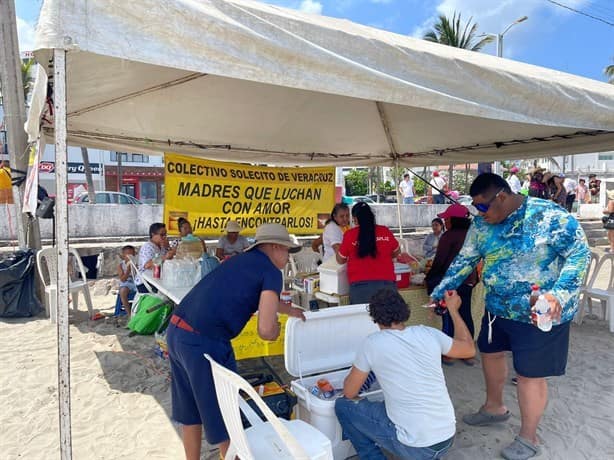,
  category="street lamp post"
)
[495,16,528,58]
[487,16,528,175]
